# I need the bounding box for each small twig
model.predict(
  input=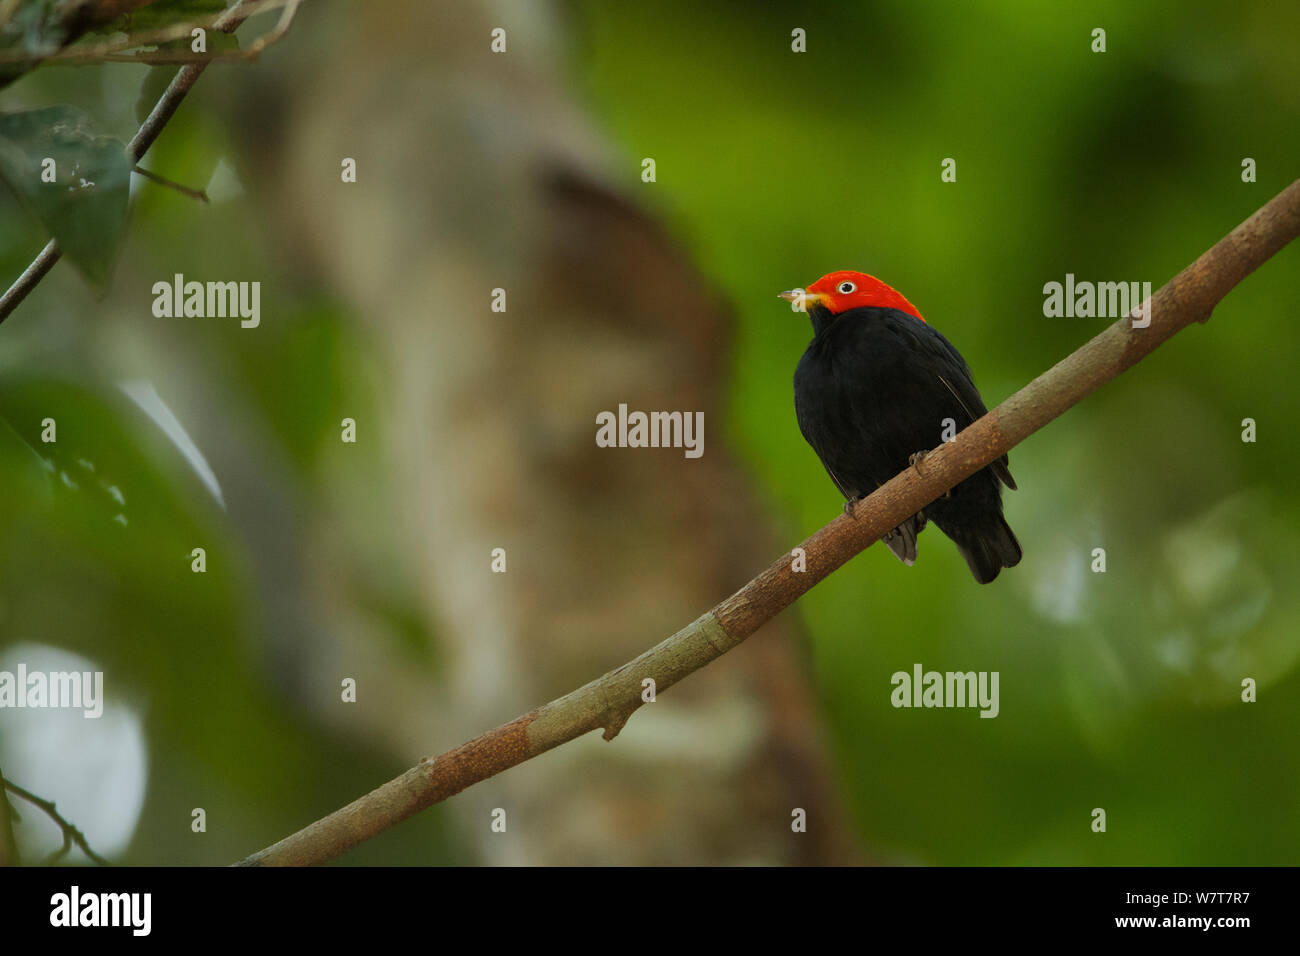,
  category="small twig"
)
[0,240,61,322]
[0,0,264,325]
[2,776,110,866]
[240,0,300,59]
[132,164,209,202]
